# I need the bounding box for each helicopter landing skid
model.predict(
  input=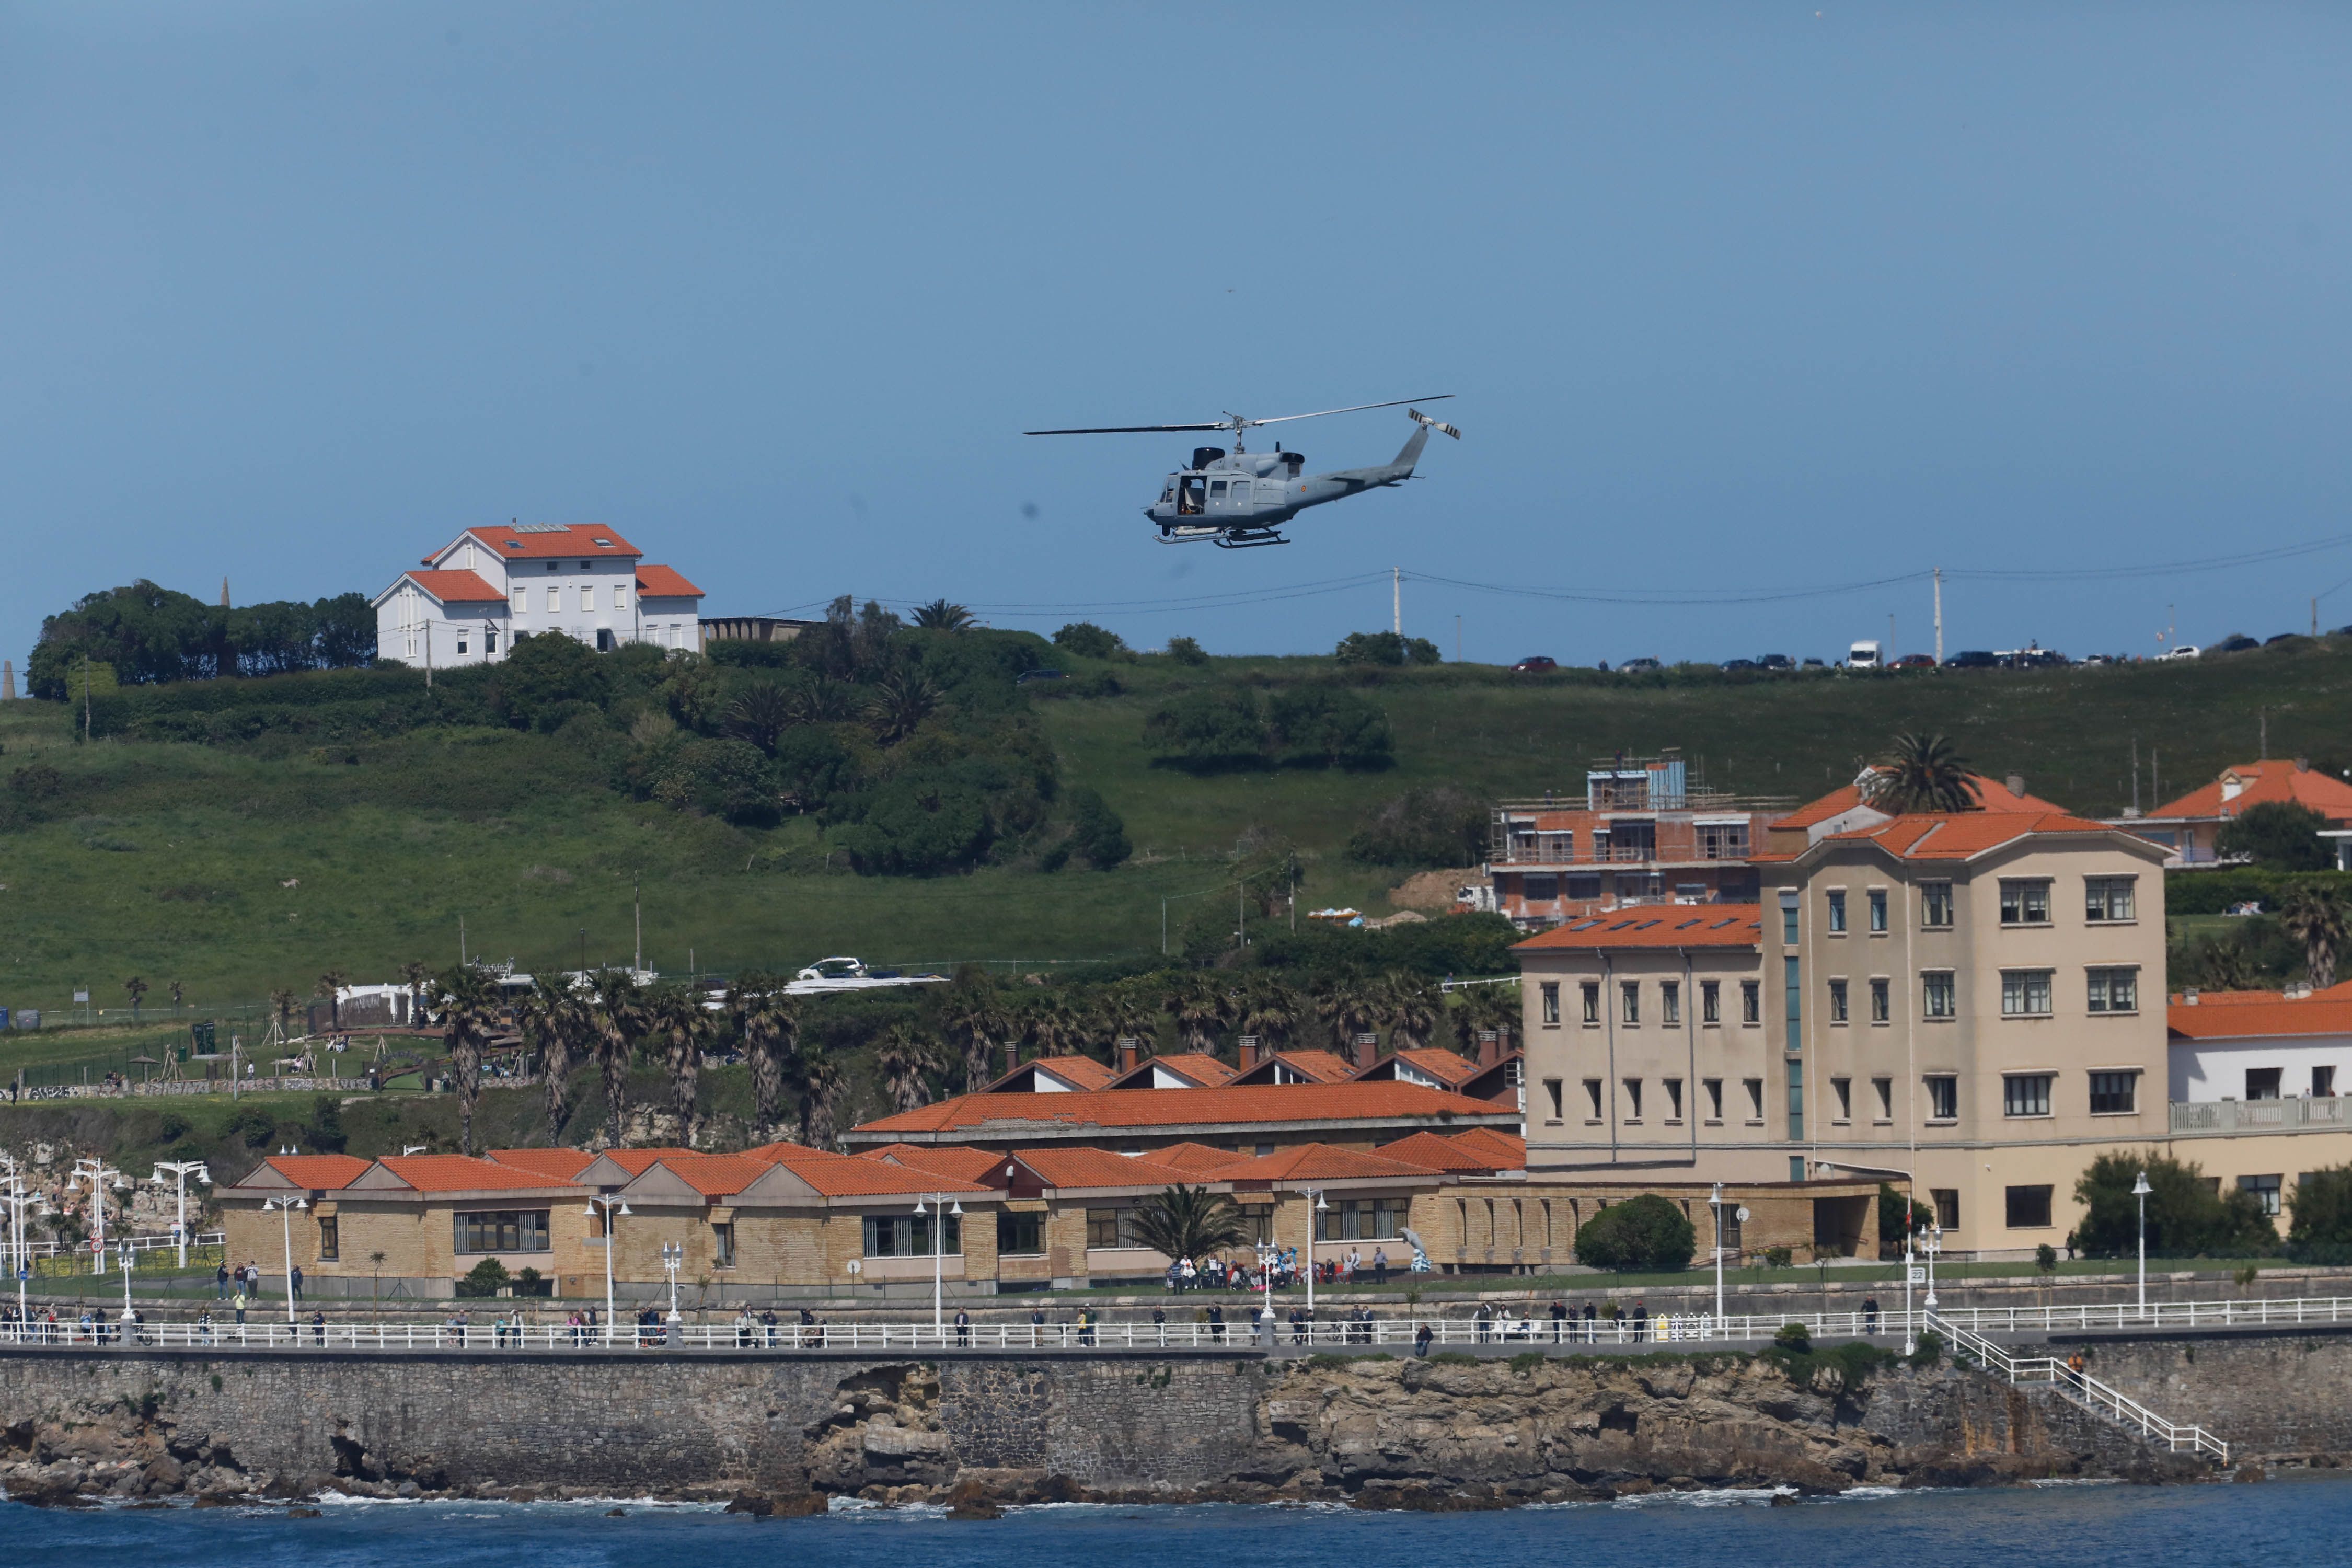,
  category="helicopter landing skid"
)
[1212,527,1289,549]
